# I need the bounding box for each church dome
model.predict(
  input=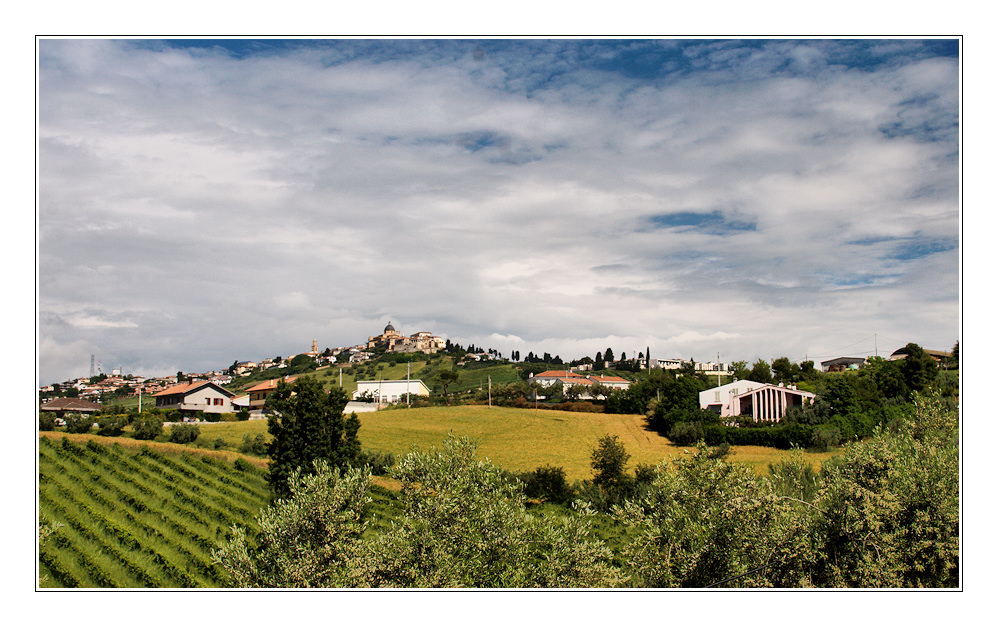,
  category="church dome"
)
[384,322,396,333]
